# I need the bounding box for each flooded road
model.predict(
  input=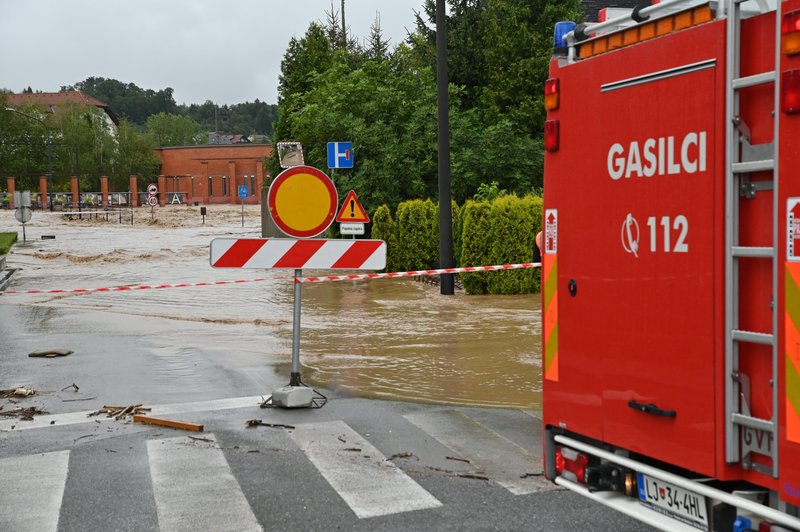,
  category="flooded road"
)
[0,206,541,410]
